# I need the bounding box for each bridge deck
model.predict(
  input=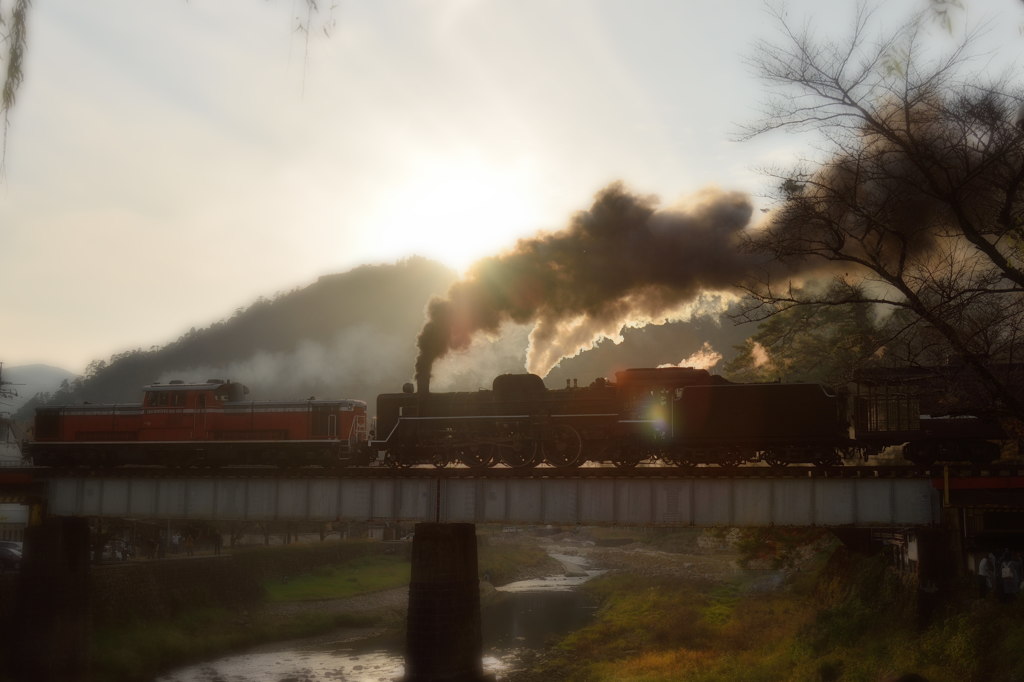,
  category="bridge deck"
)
[44,472,941,527]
